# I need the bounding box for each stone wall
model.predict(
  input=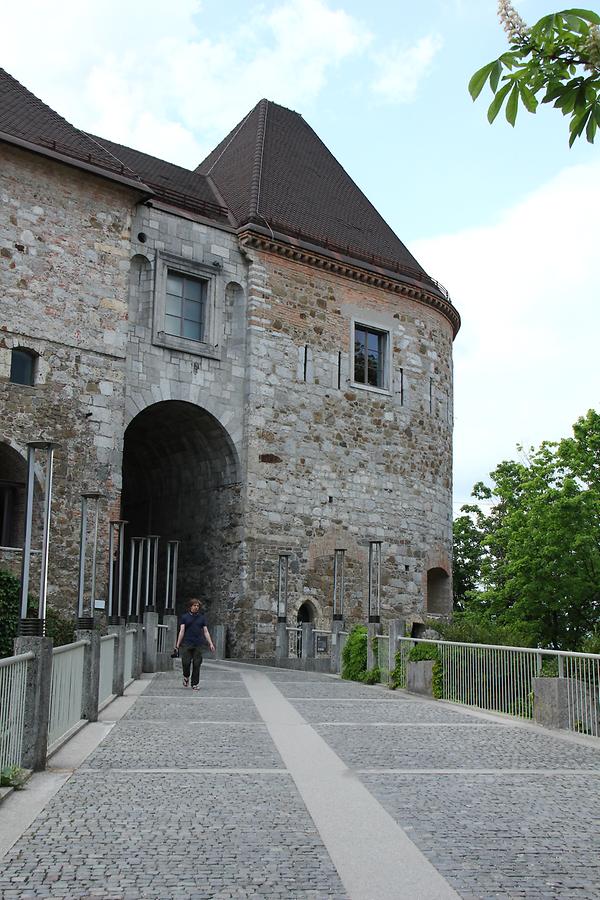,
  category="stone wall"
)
[0,145,135,616]
[234,247,454,654]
